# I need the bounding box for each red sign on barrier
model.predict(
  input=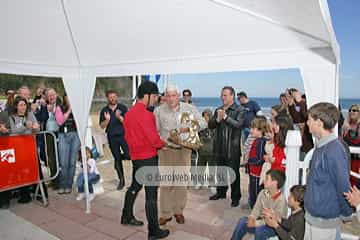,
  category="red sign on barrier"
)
[0,135,40,191]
